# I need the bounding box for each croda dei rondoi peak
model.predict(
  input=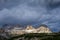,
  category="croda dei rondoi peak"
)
[6,24,52,35]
